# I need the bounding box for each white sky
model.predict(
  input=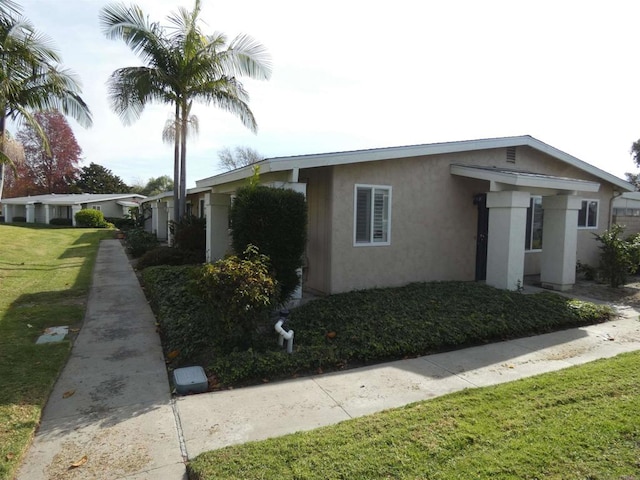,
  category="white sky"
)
[15,0,640,188]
